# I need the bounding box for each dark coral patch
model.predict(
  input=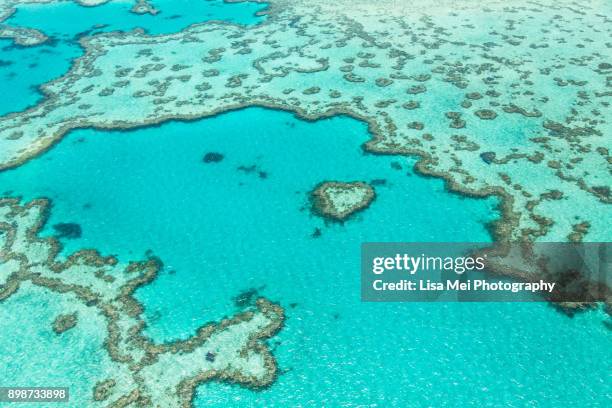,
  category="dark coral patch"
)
[52,313,78,334]
[371,179,387,186]
[203,152,224,163]
[234,288,259,307]
[53,223,82,239]
[474,109,497,120]
[237,164,257,173]
[480,151,496,164]
[402,101,420,110]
